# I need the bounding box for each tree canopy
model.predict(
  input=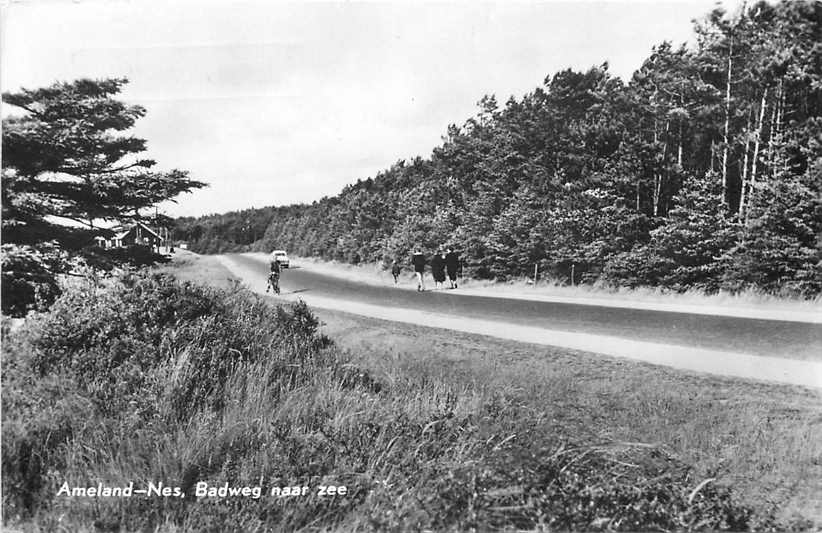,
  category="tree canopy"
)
[2,78,205,247]
[2,78,206,315]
